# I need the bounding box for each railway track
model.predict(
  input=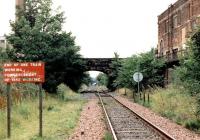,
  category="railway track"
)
[97,92,175,140]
